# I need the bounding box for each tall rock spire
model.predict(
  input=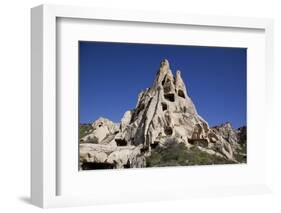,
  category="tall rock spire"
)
[175,70,188,99]
[154,59,173,89]
[120,59,236,161]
